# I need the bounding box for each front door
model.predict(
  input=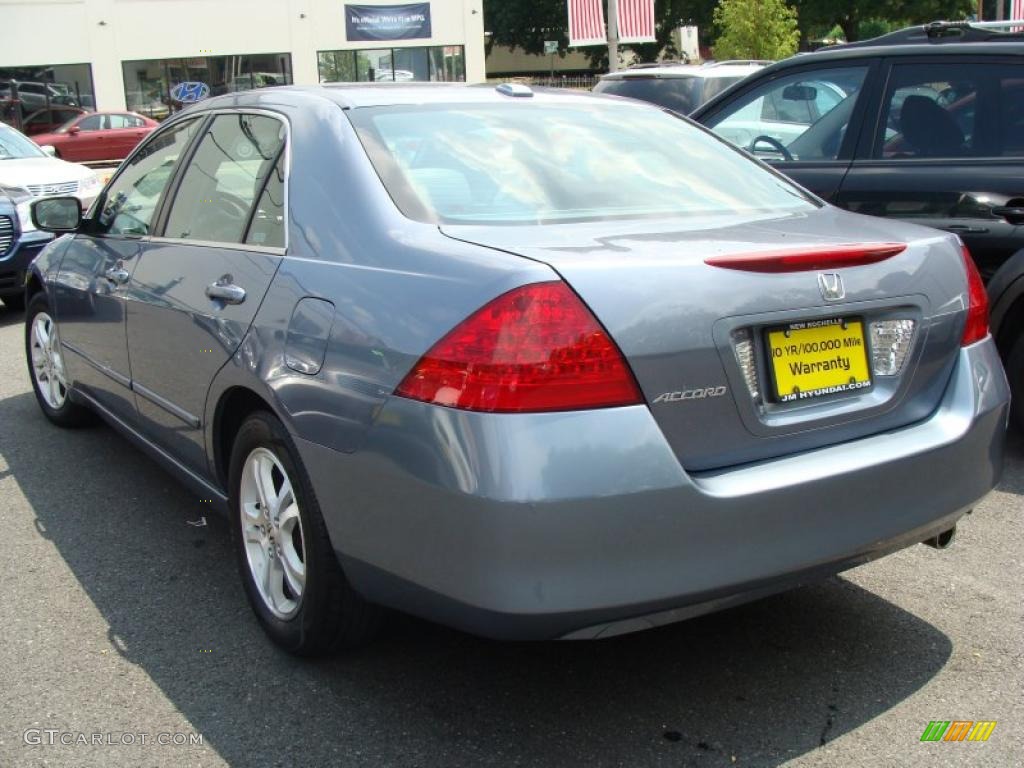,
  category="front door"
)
[53,116,204,421]
[836,58,1024,280]
[126,112,287,474]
